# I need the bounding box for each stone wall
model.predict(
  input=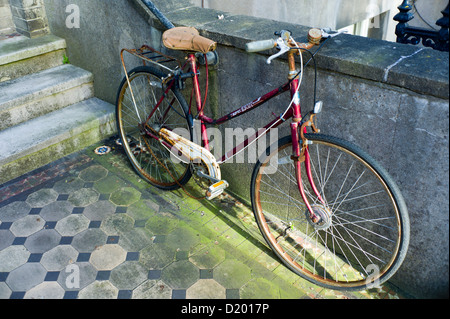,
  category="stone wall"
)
[42,0,449,298]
